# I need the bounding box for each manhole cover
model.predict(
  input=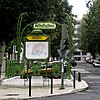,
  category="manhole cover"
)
[5,93,19,96]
